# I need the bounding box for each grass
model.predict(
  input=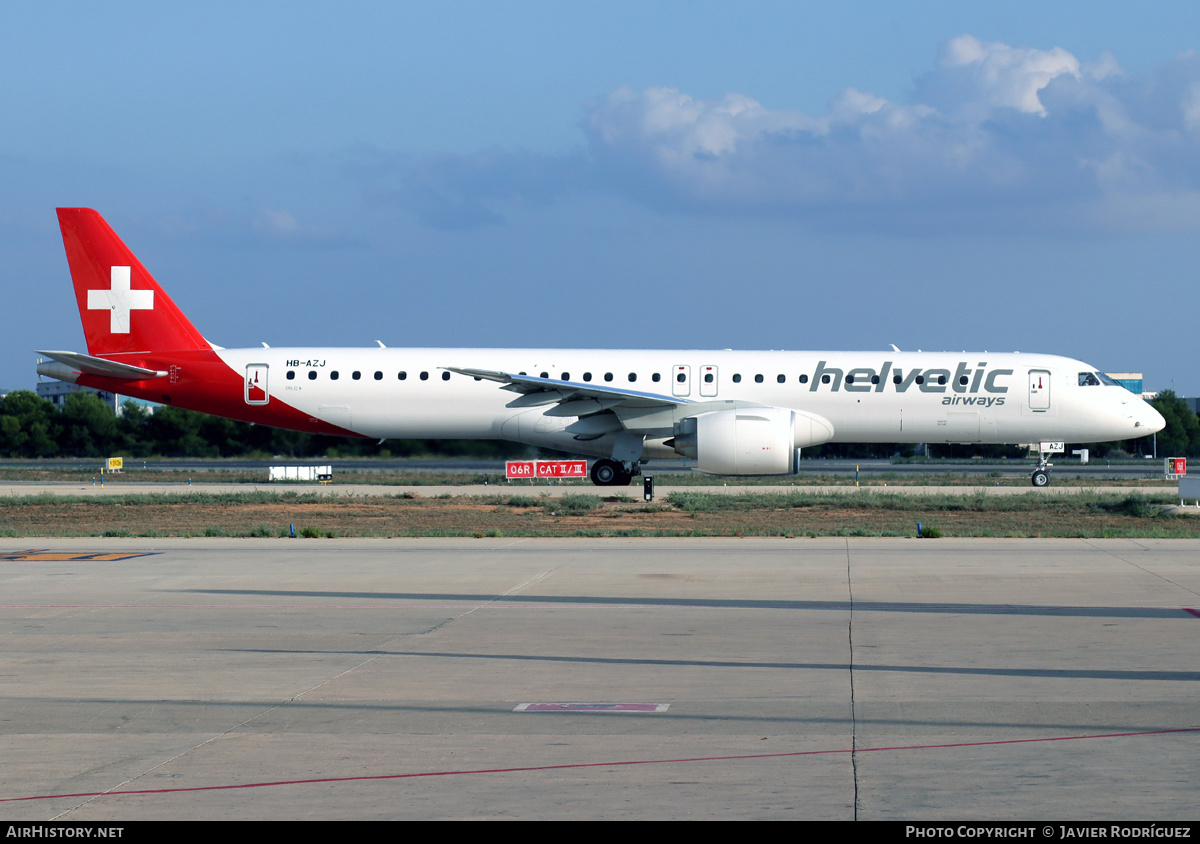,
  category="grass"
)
[544,494,602,516]
[0,488,1194,539]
